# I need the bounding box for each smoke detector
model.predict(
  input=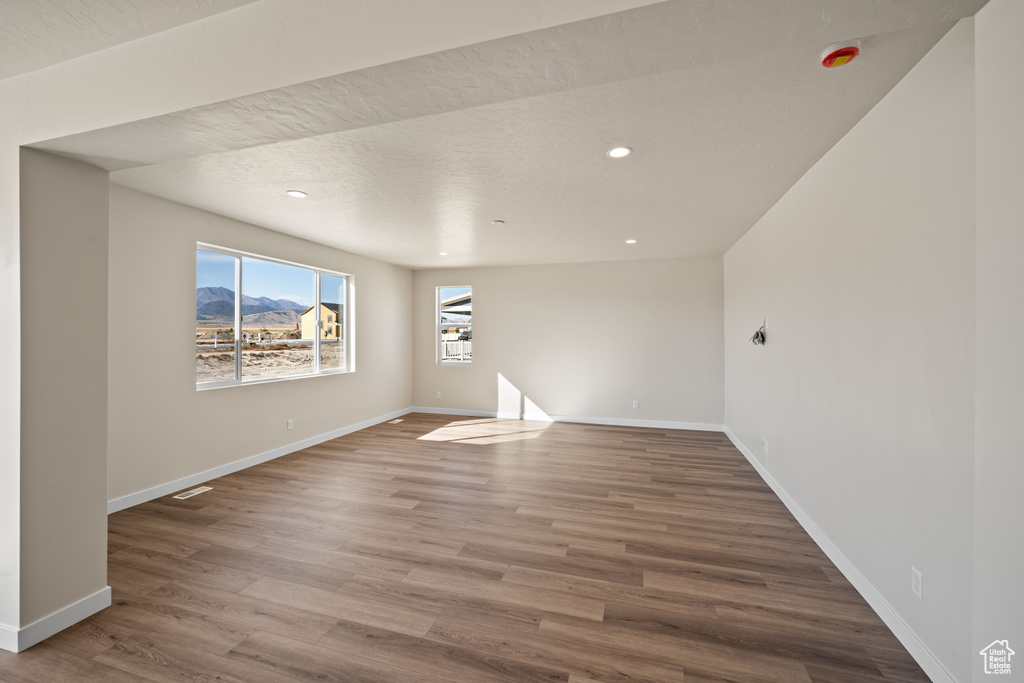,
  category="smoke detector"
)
[820,40,861,68]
